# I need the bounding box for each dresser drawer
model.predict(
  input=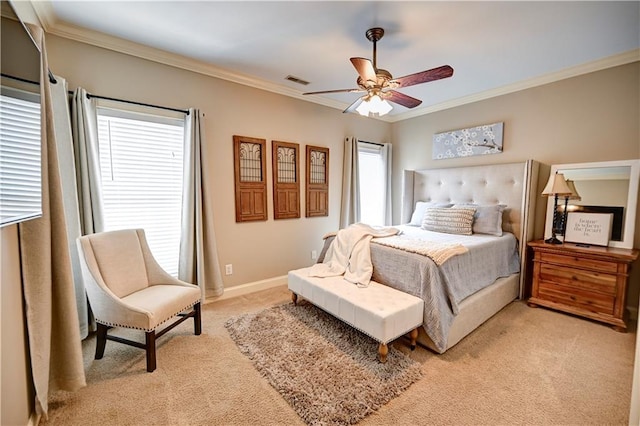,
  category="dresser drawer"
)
[539,252,618,273]
[538,280,615,315]
[539,264,617,295]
